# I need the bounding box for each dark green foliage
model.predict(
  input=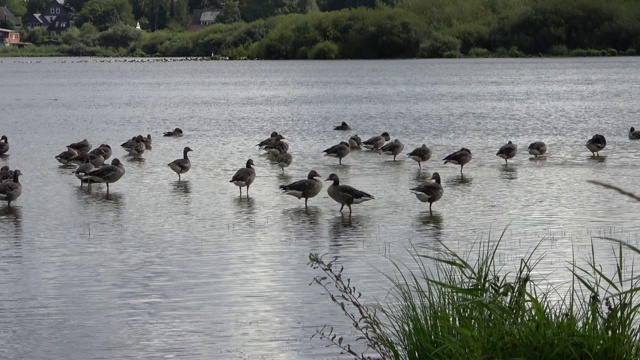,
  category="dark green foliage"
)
[419,33,460,58]
[308,40,337,59]
[25,0,49,19]
[217,0,241,24]
[21,27,48,44]
[77,0,135,31]
[97,23,142,48]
